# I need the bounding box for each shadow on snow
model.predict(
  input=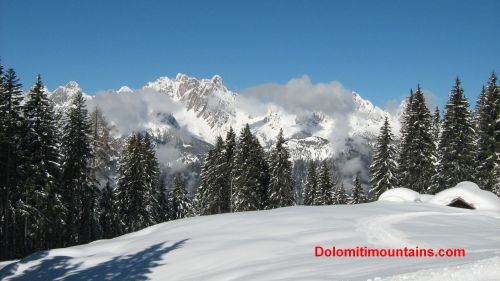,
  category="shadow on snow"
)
[0,239,188,281]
